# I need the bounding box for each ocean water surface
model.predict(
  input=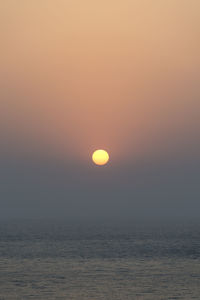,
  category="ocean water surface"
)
[0,220,200,299]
